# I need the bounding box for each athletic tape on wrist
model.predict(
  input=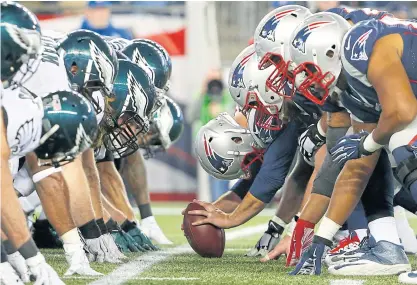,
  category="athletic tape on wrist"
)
[363,131,383,153]
[32,167,62,183]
